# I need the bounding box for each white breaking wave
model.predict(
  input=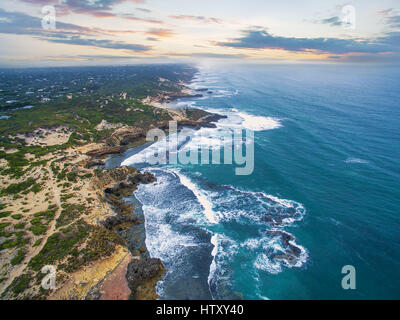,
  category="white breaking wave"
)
[208,233,219,298]
[345,157,369,164]
[209,185,306,226]
[121,100,282,167]
[242,232,308,274]
[127,69,307,299]
[237,112,282,131]
[254,253,282,274]
[173,170,218,224]
[202,107,282,132]
[121,128,195,166]
[144,209,198,260]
